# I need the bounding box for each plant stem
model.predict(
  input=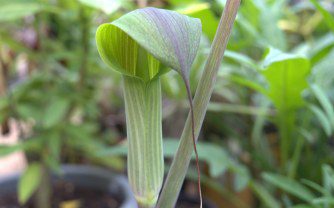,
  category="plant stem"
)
[122,76,163,207]
[278,111,294,172]
[156,0,241,207]
[288,111,311,178]
[34,164,51,208]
